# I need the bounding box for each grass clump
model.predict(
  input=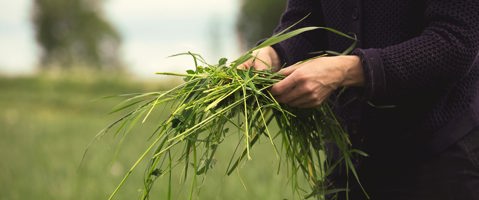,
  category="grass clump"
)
[100,23,366,200]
